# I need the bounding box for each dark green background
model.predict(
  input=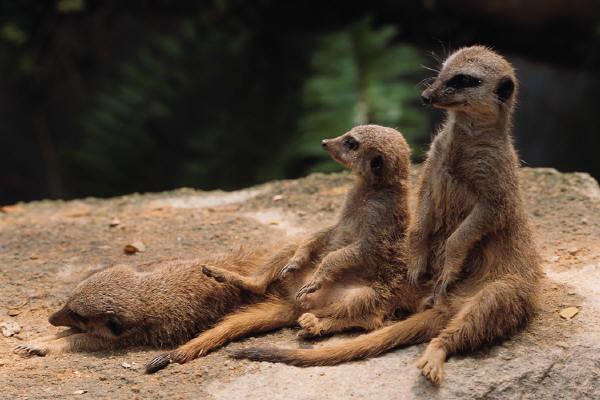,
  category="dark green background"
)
[1,0,599,204]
